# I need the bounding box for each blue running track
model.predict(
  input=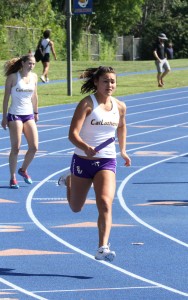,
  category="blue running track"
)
[0,85,188,299]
